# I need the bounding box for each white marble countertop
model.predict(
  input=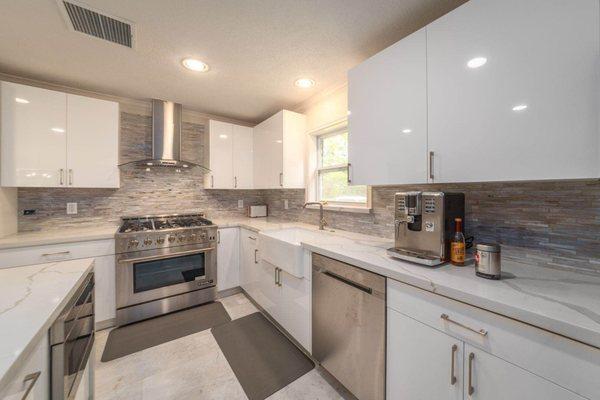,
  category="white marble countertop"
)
[0,225,118,250]
[213,217,600,349]
[0,258,95,388]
